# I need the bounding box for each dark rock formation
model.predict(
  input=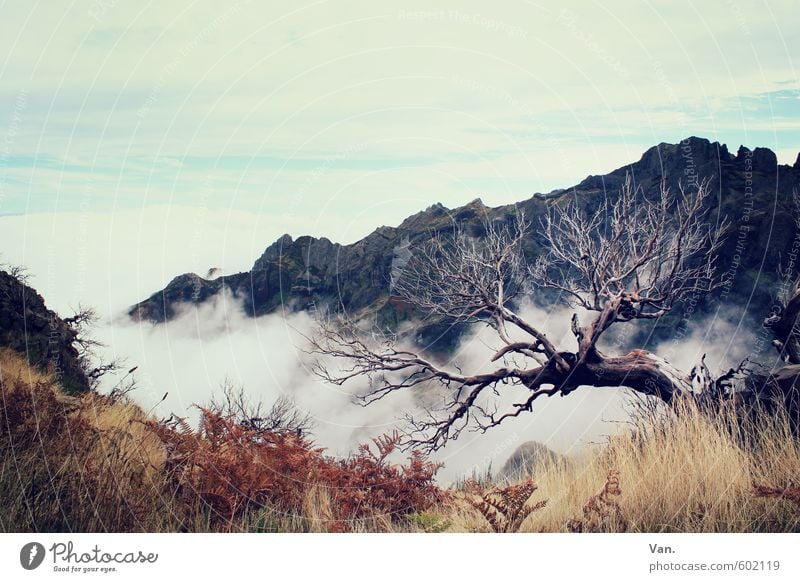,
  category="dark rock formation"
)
[499,441,565,481]
[0,270,90,394]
